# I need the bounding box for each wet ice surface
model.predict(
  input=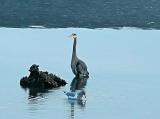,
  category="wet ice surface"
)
[0,28,160,119]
